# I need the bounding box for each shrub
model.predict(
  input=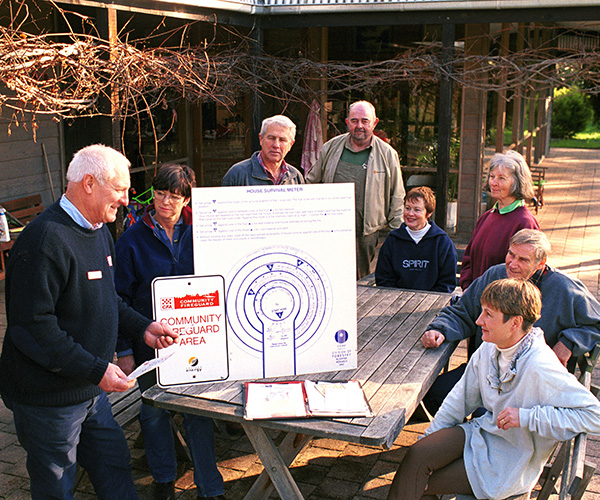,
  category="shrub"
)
[552,88,593,139]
